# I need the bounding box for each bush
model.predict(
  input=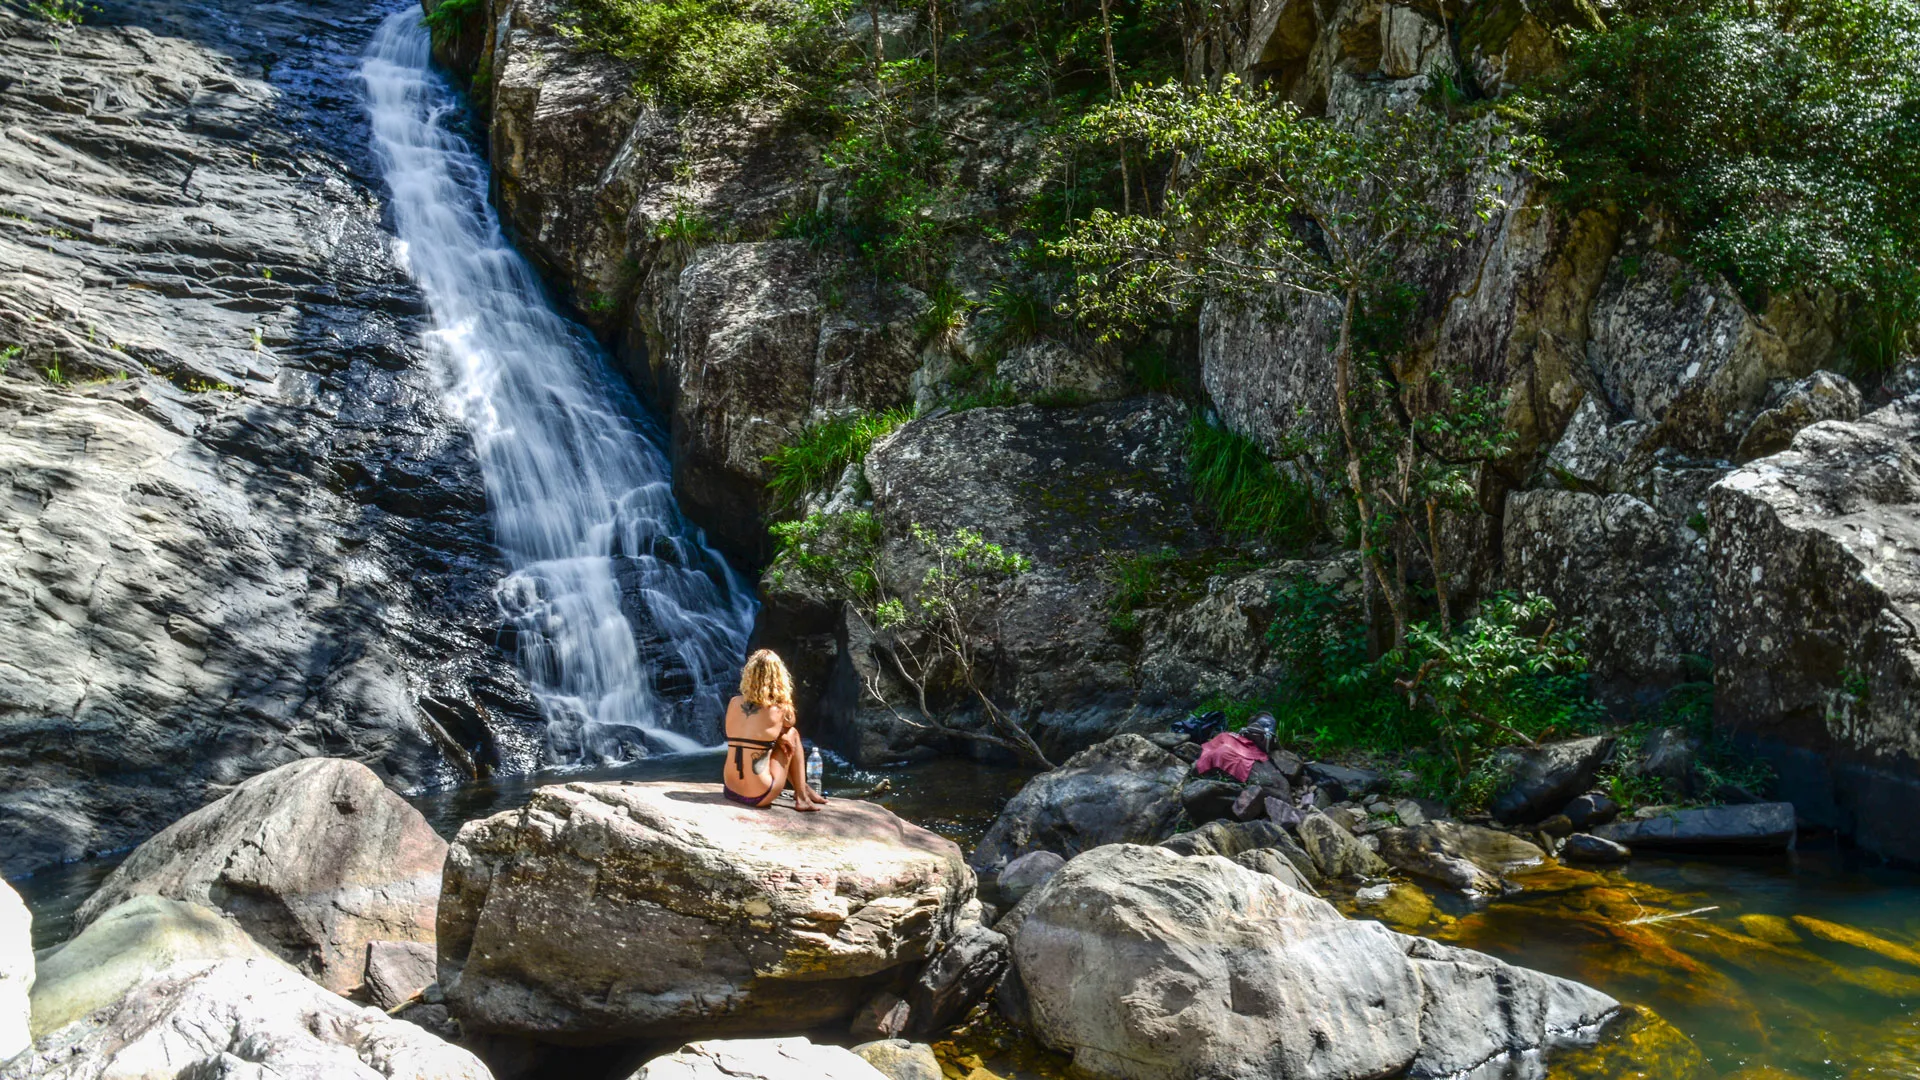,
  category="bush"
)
[559,0,848,106]
[1244,575,1599,803]
[1185,414,1321,551]
[1527,0,1920,371]
[763,408,915,509]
